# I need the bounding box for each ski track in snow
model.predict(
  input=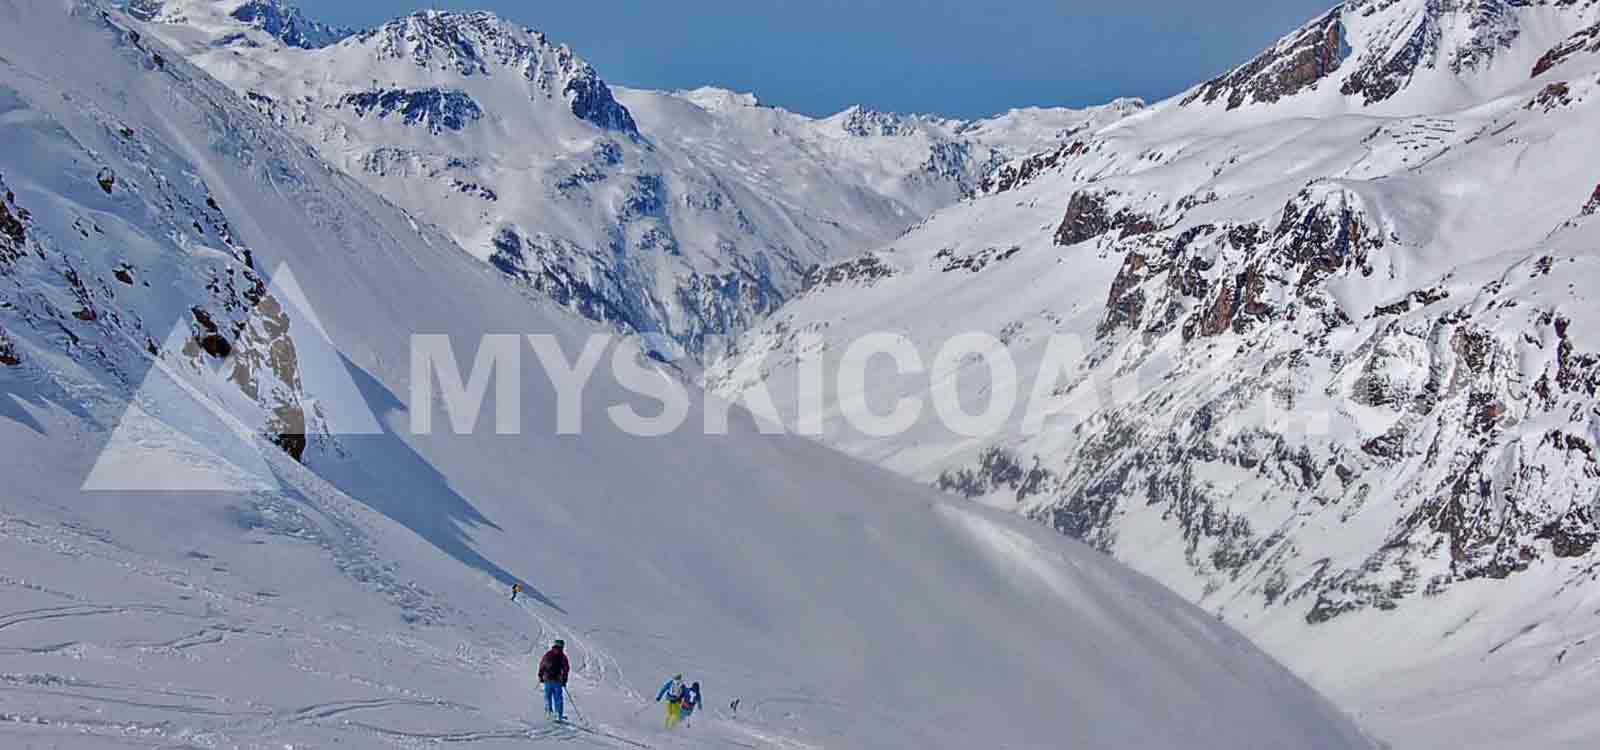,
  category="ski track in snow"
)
[0,502,812,749]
